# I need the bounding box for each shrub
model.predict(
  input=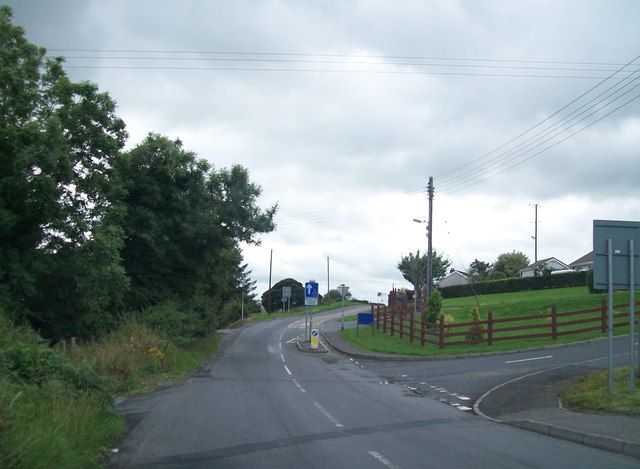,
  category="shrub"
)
[77,321,174,389]
[441,314,455,330]
[440,271,589,298]
[137,301,208,347]
[465,306,485,342]
[424,289,443,324]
